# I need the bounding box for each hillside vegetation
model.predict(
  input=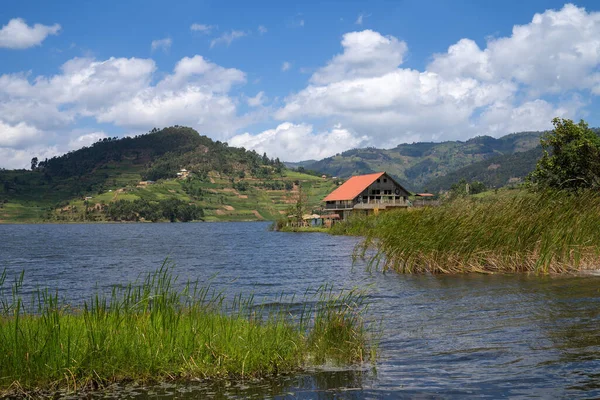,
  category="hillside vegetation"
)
[424,147,543,192]
[302,131,543,191]
[0,127,336,223]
